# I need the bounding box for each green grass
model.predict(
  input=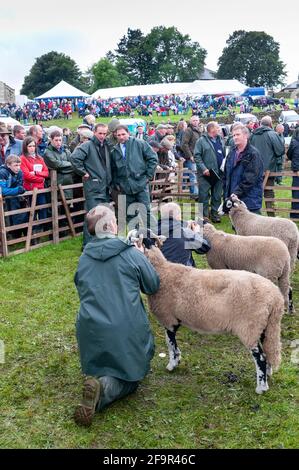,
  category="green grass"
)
[0,218,299,449]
